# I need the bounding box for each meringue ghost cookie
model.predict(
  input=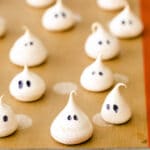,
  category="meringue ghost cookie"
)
[101,83,132,124]
[9,27,48,67]
[0,17,6,37]
[97,0,127,10]
[26,0,55,8]
[85,22,120,60]
[0,96,18,137]
[109,5,144,38]
[50,91,93,145]
[9,65,46,102]
[42,0,77,31]
[80,54,114,92]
